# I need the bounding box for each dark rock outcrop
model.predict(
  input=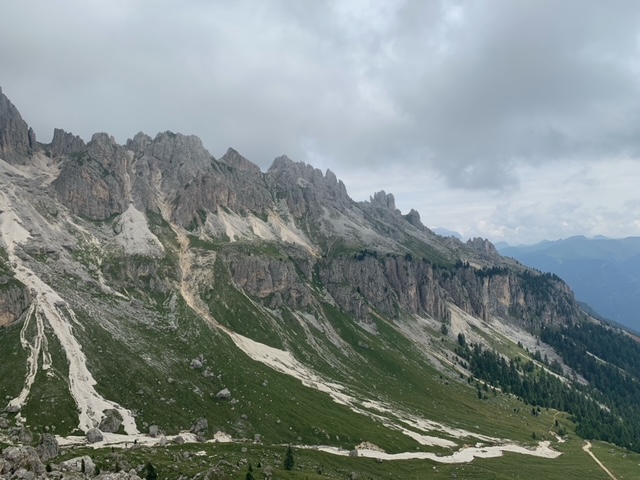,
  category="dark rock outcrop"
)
[49,128,86,157]
[0,277,32,327]
[228,253,314,310]
[0,446,45,476]
[190,417,208,435]
[36,433,59,462]
[99,408,123,433]
[370,191,398,213]
[266,155,351,218]
[53,133,129,220]
[0,87,36,164]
